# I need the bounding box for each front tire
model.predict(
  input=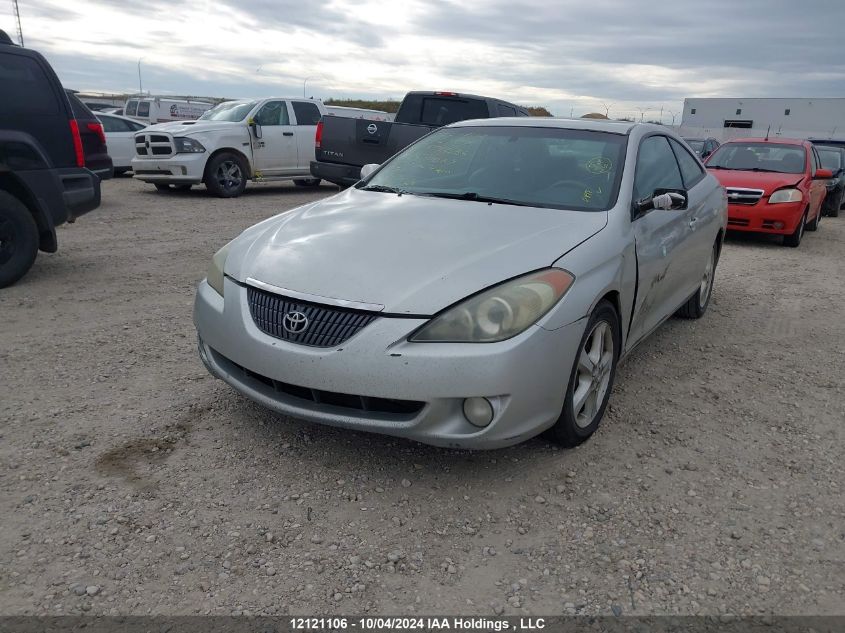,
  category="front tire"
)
[806,206,820,231]
[547,300,620,447]
[0,191,39,288]
[783,208,807,247]
[204,153,248,198]
[676,241,718,319]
